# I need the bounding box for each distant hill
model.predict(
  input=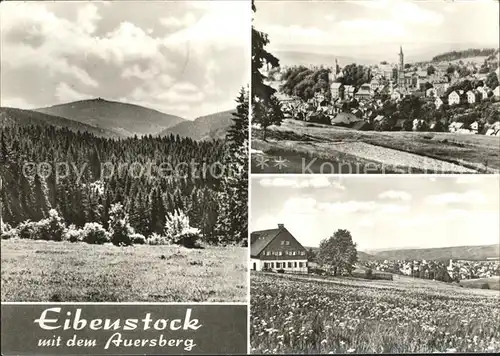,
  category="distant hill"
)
[303,245,498,262]
[159,109,236,141]
[371,244,500,261]
[274,50,362,67]
[431,48,497,63]
[35,98,185,137]
[0,107,117,138]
